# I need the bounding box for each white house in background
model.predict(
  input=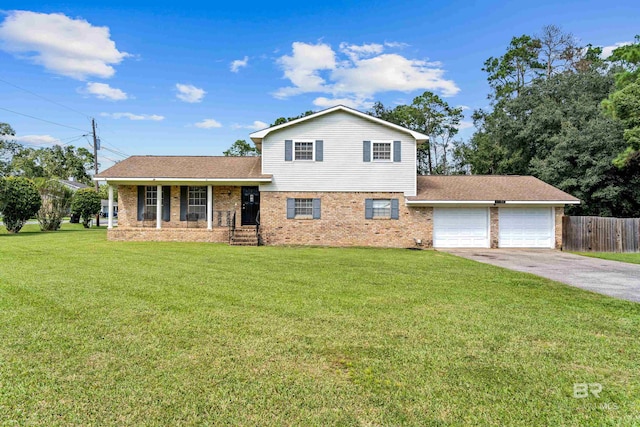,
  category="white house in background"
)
[95,105,579,248]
